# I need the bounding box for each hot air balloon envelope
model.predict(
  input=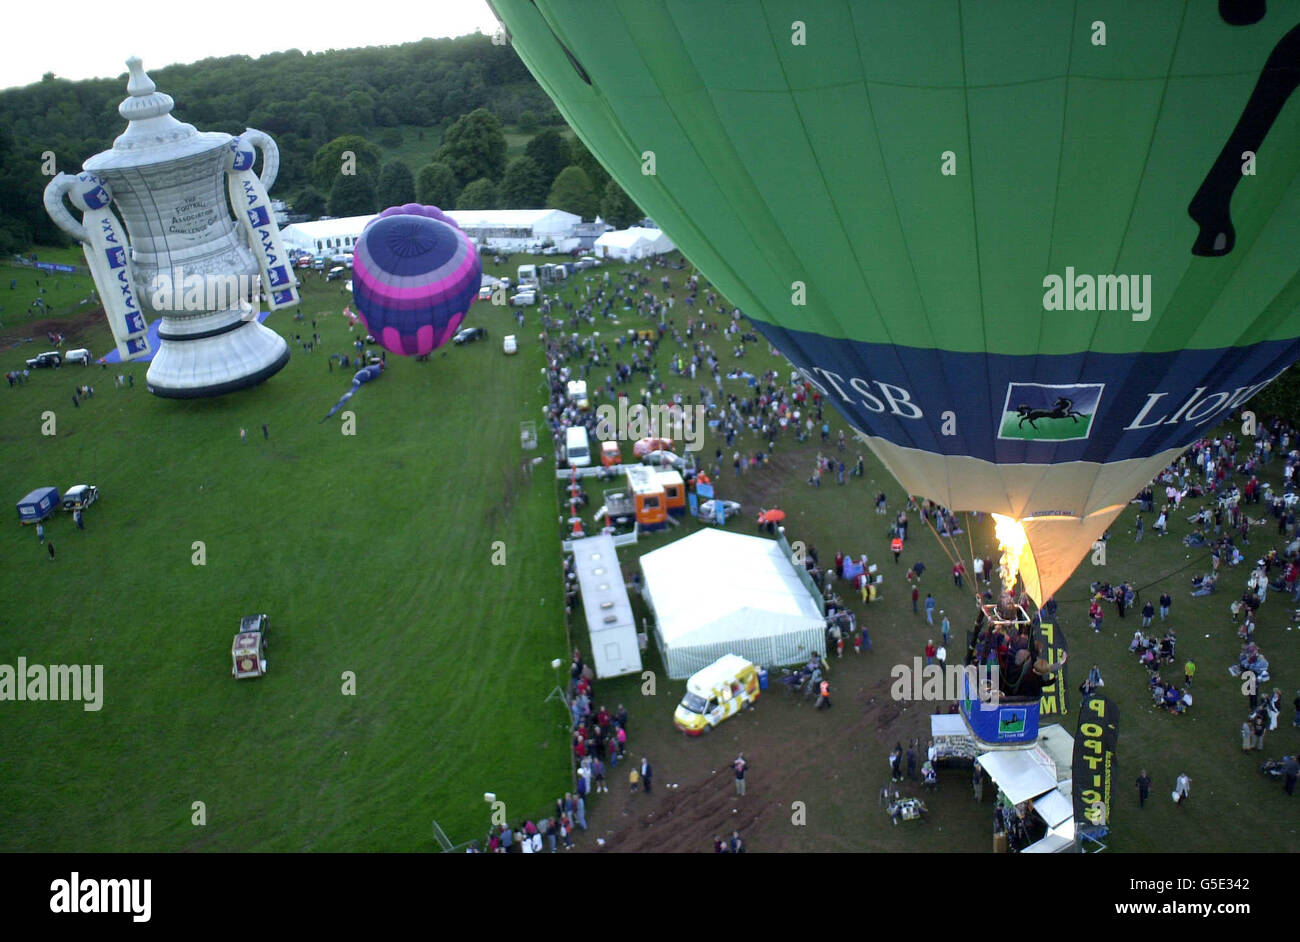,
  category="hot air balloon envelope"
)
[351,204,481,356]
[495,0,1300,603]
